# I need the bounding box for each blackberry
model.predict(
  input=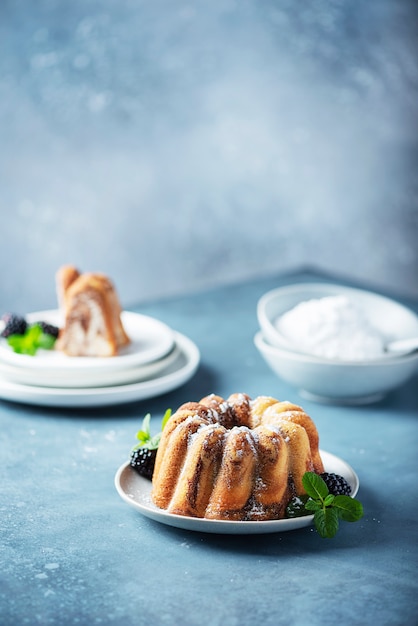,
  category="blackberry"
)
[1,313,28,338]
[36,321,60,339]
[320,472,352,496]
[129,409,171,480]
[130,447,157,480]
